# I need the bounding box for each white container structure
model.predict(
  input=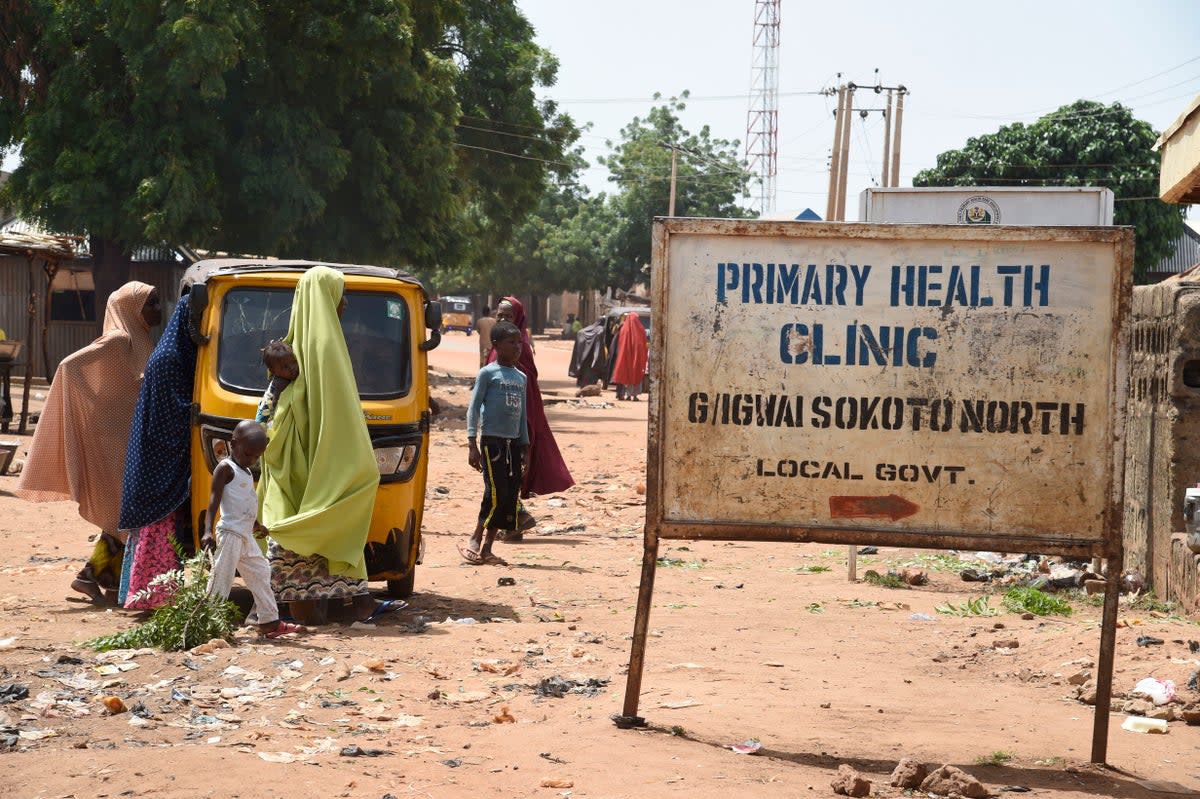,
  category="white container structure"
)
[859,186,1114,226]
